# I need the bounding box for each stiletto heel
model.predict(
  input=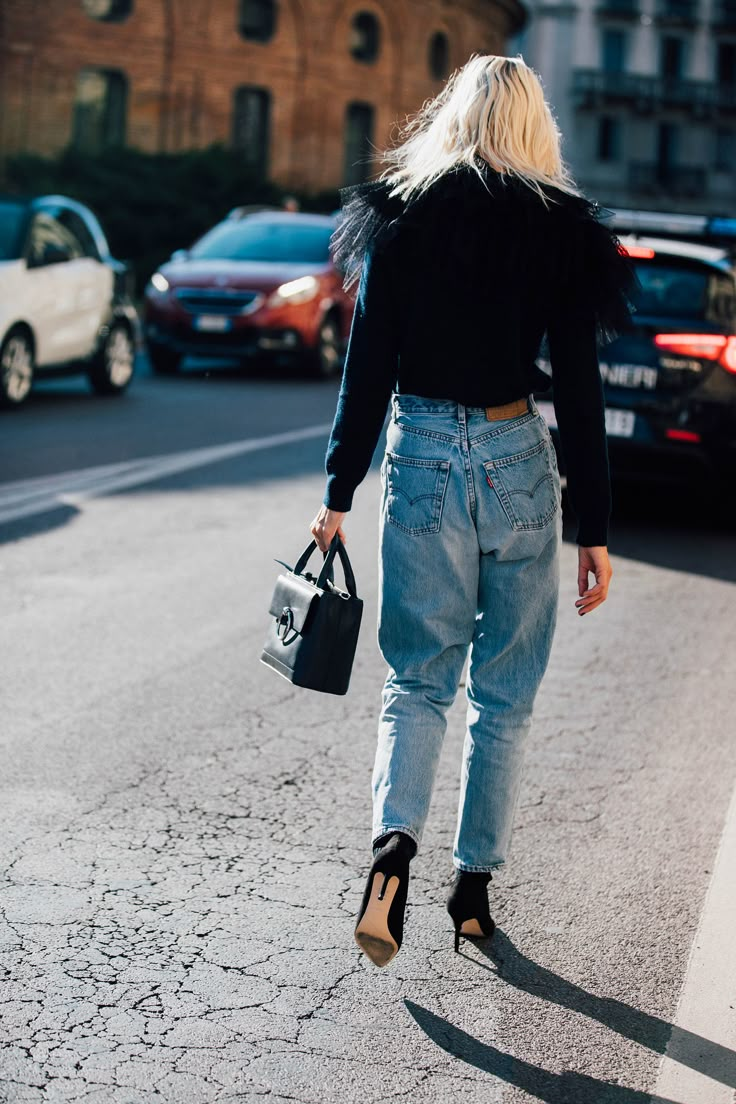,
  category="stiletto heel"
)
[354,831,417,967]
[446,870,495,953]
